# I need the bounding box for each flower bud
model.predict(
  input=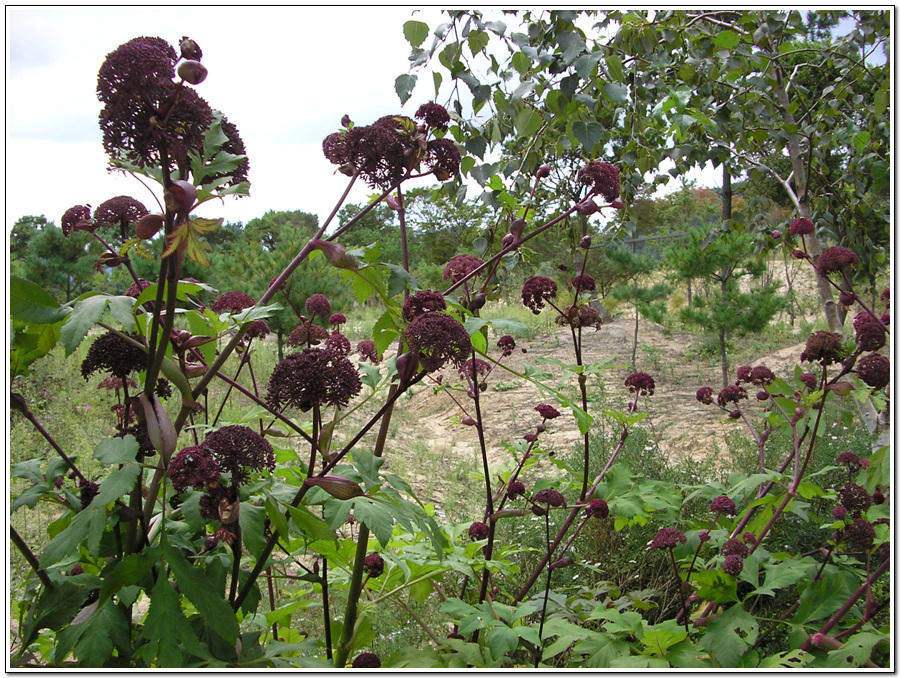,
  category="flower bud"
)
[536,164,551,179]
[204,535,219,551]
[134,214,166,240]
[611,198,624,210]
[165,180,197,215]
[579,235,592,249]
[386,195,403,211]
[501,233,515,248]
[729,409,741,419]
[304,475,365,500]
[792,407,806,423]
[770,229,781,239]
[341,114,352,128]
[179,37,202,61]
[509,218,526,241]
[469,293,487,311]
[461,416,477,426]
[549,556,574,570]
[178,60,208,85]
[576,198,599,215]
[826,382,855,397]
[791,249,807,259]
[309,240,358,270]
[838,291,856,306]
[395,351,420,386]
